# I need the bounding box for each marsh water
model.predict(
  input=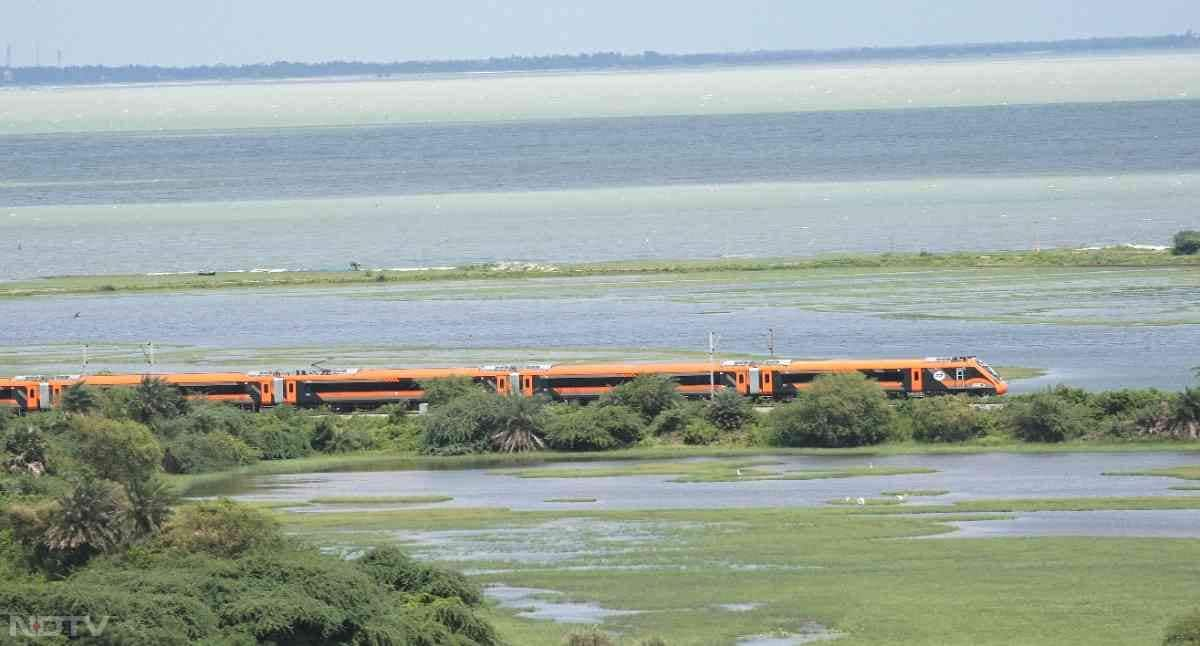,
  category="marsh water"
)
[201,452,1198,512]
